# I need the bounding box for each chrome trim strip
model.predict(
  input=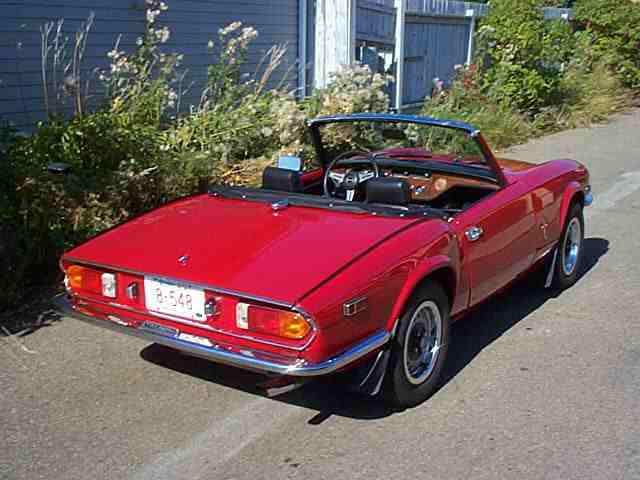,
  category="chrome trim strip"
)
[343,296,368,317]
[54,295,390,377]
